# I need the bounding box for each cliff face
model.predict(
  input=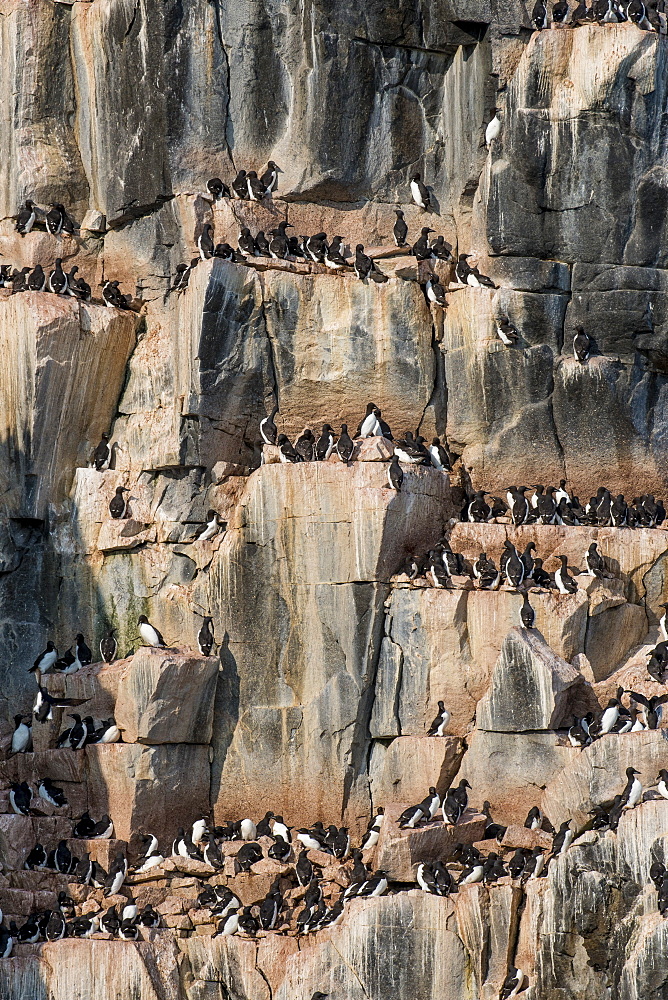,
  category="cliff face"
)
[1,0,668,998]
